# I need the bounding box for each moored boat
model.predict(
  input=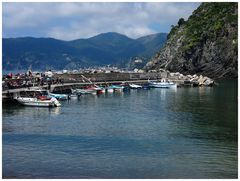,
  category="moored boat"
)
[48,92,69,100]
[129,83,142,89]
[15,97,61,107]
[69,89,82,99]
[106,85,124,93]
[74,88,97,95]
[148,79,177,88]
[13,89,61,107]
[79,75,105,94]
